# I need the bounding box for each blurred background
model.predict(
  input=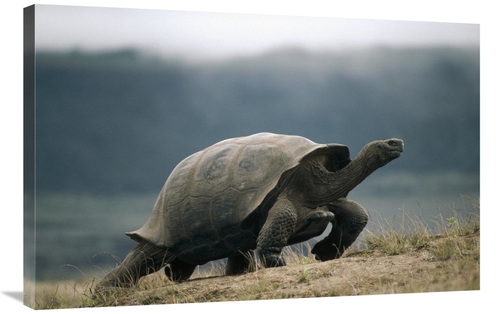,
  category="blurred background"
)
[29,5,479,282]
